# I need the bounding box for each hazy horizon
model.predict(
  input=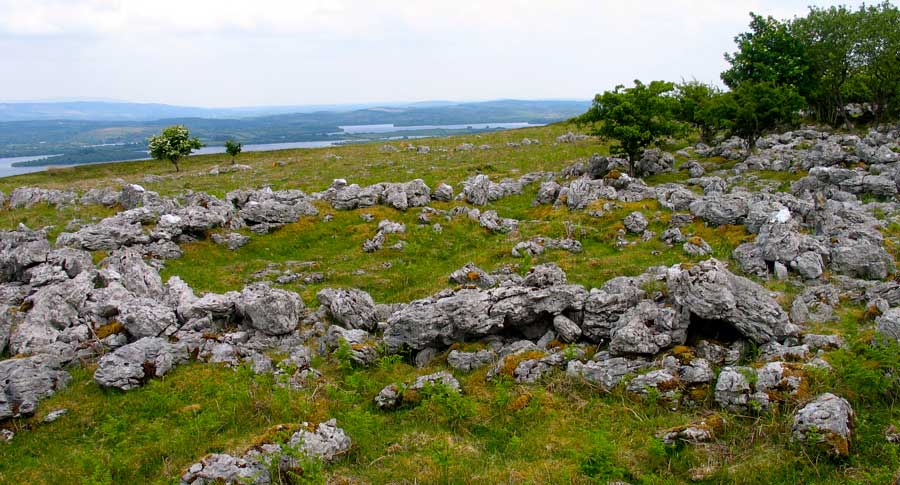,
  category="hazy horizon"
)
[0,0,864,108]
